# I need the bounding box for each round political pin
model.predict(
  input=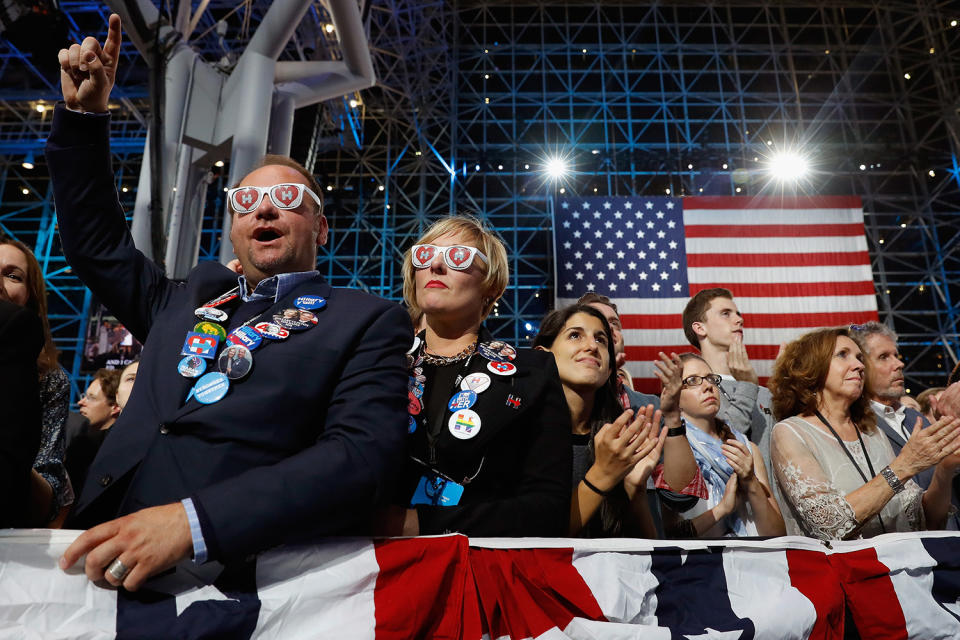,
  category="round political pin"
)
[407,336,421,355]
[194,306,229,323]
[274,308,318,331]
[448,409,482,440]
[460,372,491,393]
[178,355,207,378]
[295,295,327,311]
[193,321,227,341]
[408,416,417,434]
[477,343,509,362]
[447,390,478,412]
[192,372,230,404]
[487,361,517,376]
[217,344,253,380]
[255,322,289,340]
[227,325,263,351]
[498,344,518,361]
[408,393,422,416]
